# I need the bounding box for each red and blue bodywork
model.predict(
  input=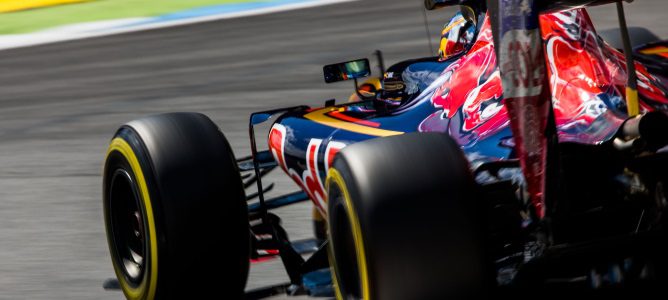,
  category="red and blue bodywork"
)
[266,7,668,218]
